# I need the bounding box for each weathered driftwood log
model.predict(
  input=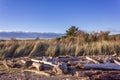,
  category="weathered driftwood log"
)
[75,63,84,69]
[20,60,26,64]
[2,59,9,69]
[66,61,84,75]
[24,70,50,76]
[31,59,55,66]
[20,60,33,68]
[118,57,120,61]
[105,56,114,63]
[86,57,99,64]
[84,63,120,70]
[31,62,44,71]
[20,59,44,71]
[2,59,21,68]
[59,58,80,62]
[112,53,117,57]
[31,59,63,74]
[114,60,120,66]
[58,55,71,59]
[66,60,88,65]
[58,62,68,74]
[2,59,15,68]
[66,61,84,69]
[67,61,79,66]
